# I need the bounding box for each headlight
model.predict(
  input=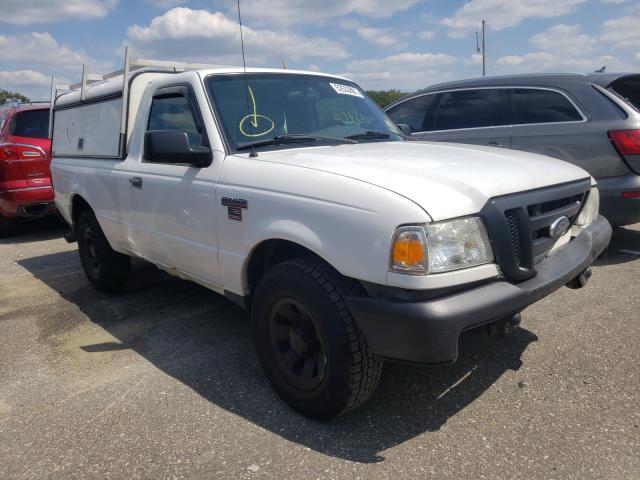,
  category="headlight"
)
[390,217,494,275]
[576,187,599,228]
